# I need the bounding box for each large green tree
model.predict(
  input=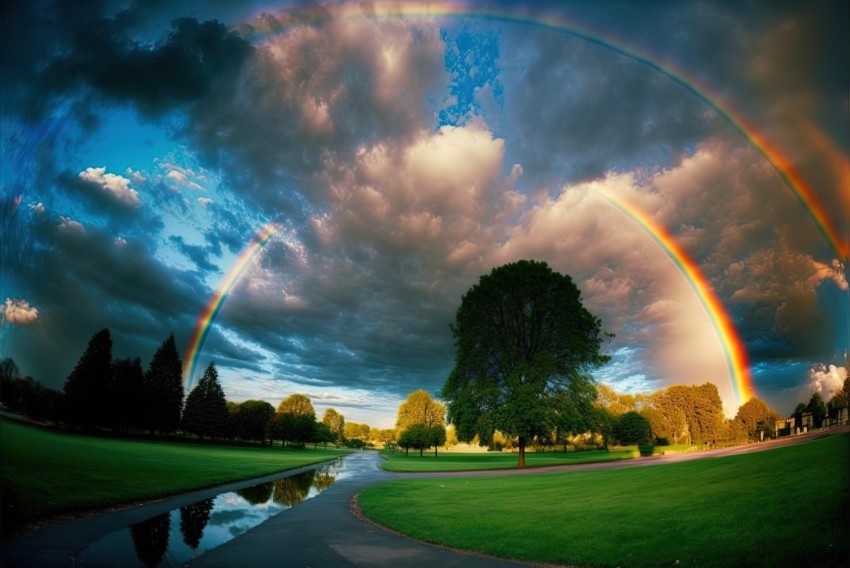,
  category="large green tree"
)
[233,400,276,444]
[442,260,610,467]
[273,394,316,447]
[182,363,229,439]
[665,383,725,444]
[63,328,113,429]
[143,334,184,434]
[806,392,827,428]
